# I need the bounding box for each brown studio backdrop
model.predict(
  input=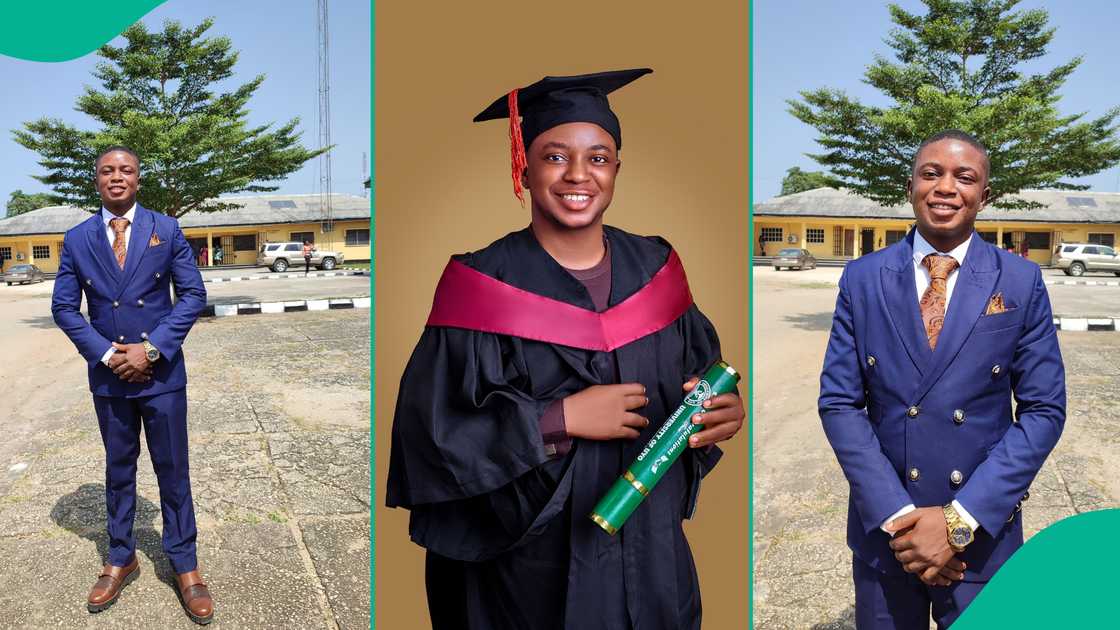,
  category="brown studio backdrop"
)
[374,2,749,626]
